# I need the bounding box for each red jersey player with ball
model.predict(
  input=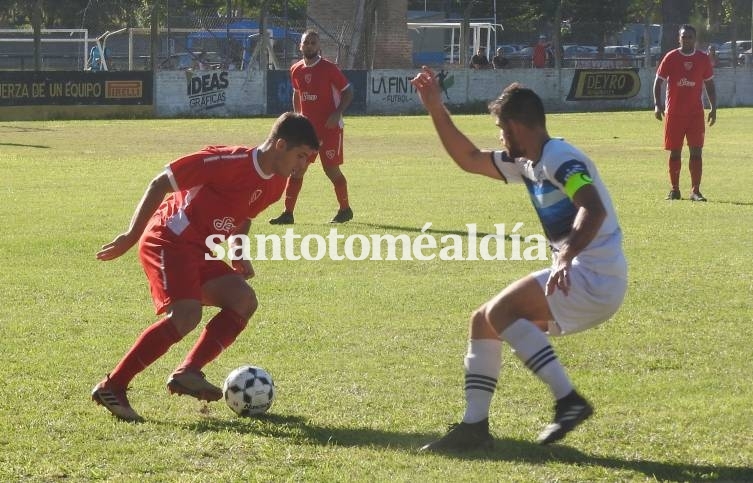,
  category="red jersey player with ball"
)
[269,29,355,225]
[92,113,318,422]
[653,24,717,202]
